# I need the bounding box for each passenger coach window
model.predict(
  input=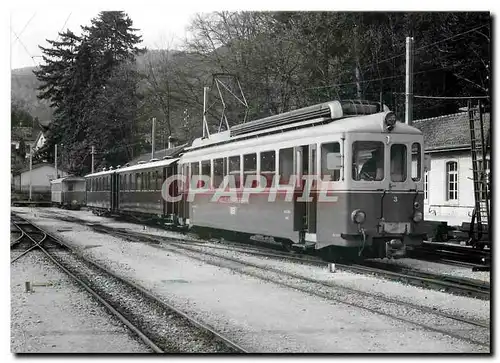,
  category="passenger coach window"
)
[228,155,241,187]
[213,158,225,188]
[279,148,294,185]
[411,143,421,181]
[391,144,407,182]
[243,153,257,187]
[157,171,163,191]
[260,151,275,187]
[352,141,384,181]
[321,143,341,181]
[137,173,142,191]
